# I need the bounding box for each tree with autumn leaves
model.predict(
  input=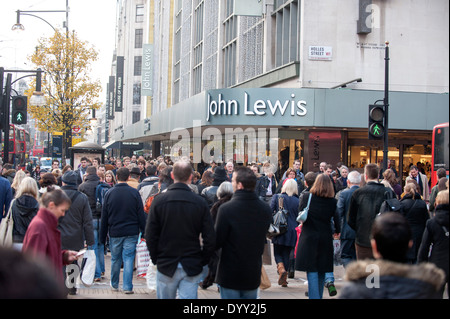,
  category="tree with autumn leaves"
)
[26,30,102,160]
